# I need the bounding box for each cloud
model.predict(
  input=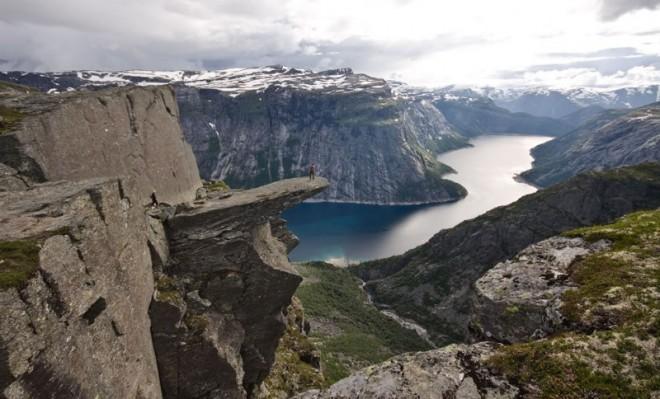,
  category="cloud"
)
[546,47,641,58]
[599,0,660,20]
[0,0,659,88]
[514,65,660,89]
[527,54,660,75]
